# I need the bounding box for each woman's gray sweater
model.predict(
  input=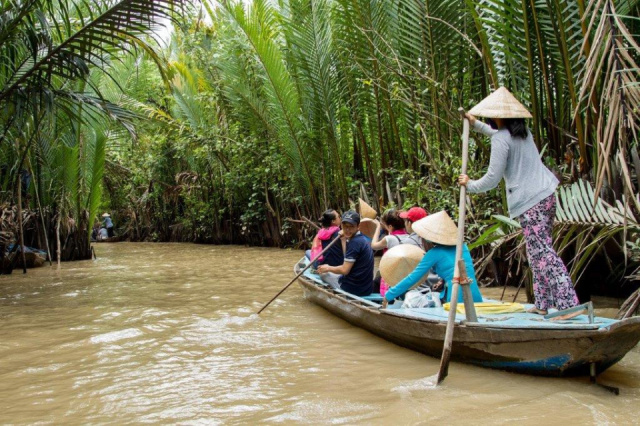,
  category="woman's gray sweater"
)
[467,121,558,218]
